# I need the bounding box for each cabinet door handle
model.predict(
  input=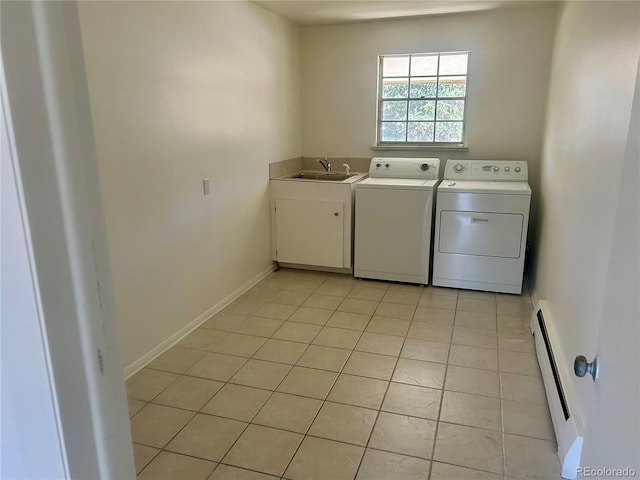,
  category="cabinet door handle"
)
[334,212,339,216]
[471,217,488,223]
